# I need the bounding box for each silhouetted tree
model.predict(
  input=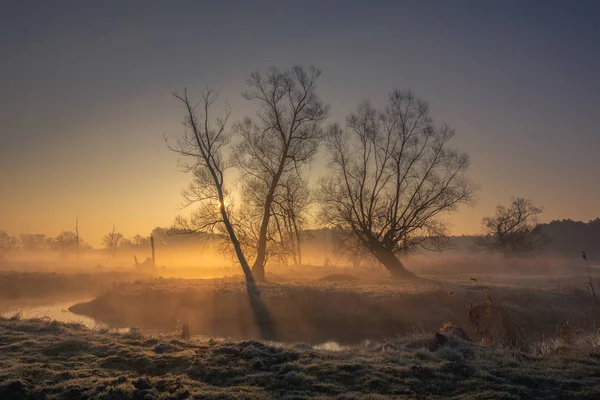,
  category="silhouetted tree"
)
[49,231,79,258]
[233,66,329,280]
[0,231,19,263]
[169,85,279,340]
[19,233,47,251]
[332,228,378,269]
[271,172,311,265]
[75,217,80,264]
[319,90,476,279]
[132,234,149,247]
[535,218,600,255]
[475,197,550,257]
[232,171,311,268]
[168,87,255,283]
[102,228,123,257]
